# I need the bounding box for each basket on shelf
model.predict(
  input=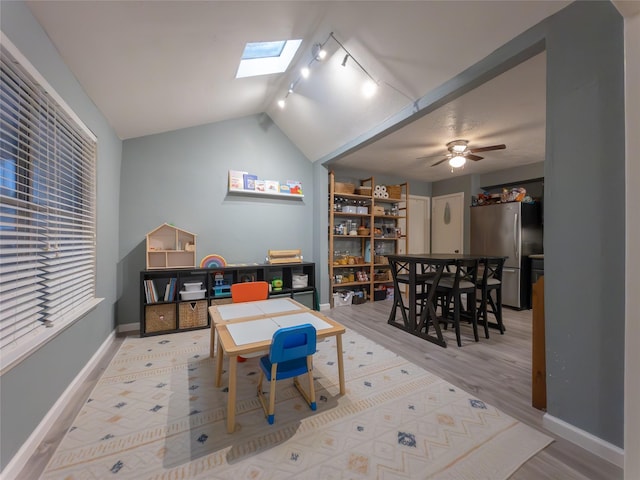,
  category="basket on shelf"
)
[355,186,372,196]
[374,255,389,264]
[385,185,402,199]
[334,182,355,194]
[178,300,208,329]
[145,304,176,333]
